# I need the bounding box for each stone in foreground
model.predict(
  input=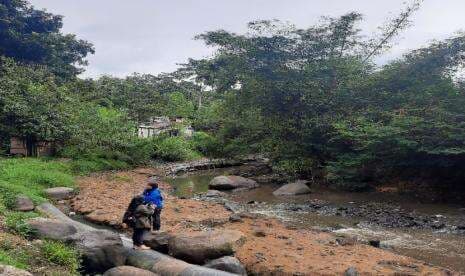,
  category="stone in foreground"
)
[14,195,34,211]
[143,232,173,254]
[209,175,258,190]
[28,218,78,241]
[345,266,359,276]
[0,265,33,276]
[44,187,74,200]
[28,207,126,273]
[204,256,247,275]
[273,180,311,196]
[103,266,158,276]
[168,230,245,264]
